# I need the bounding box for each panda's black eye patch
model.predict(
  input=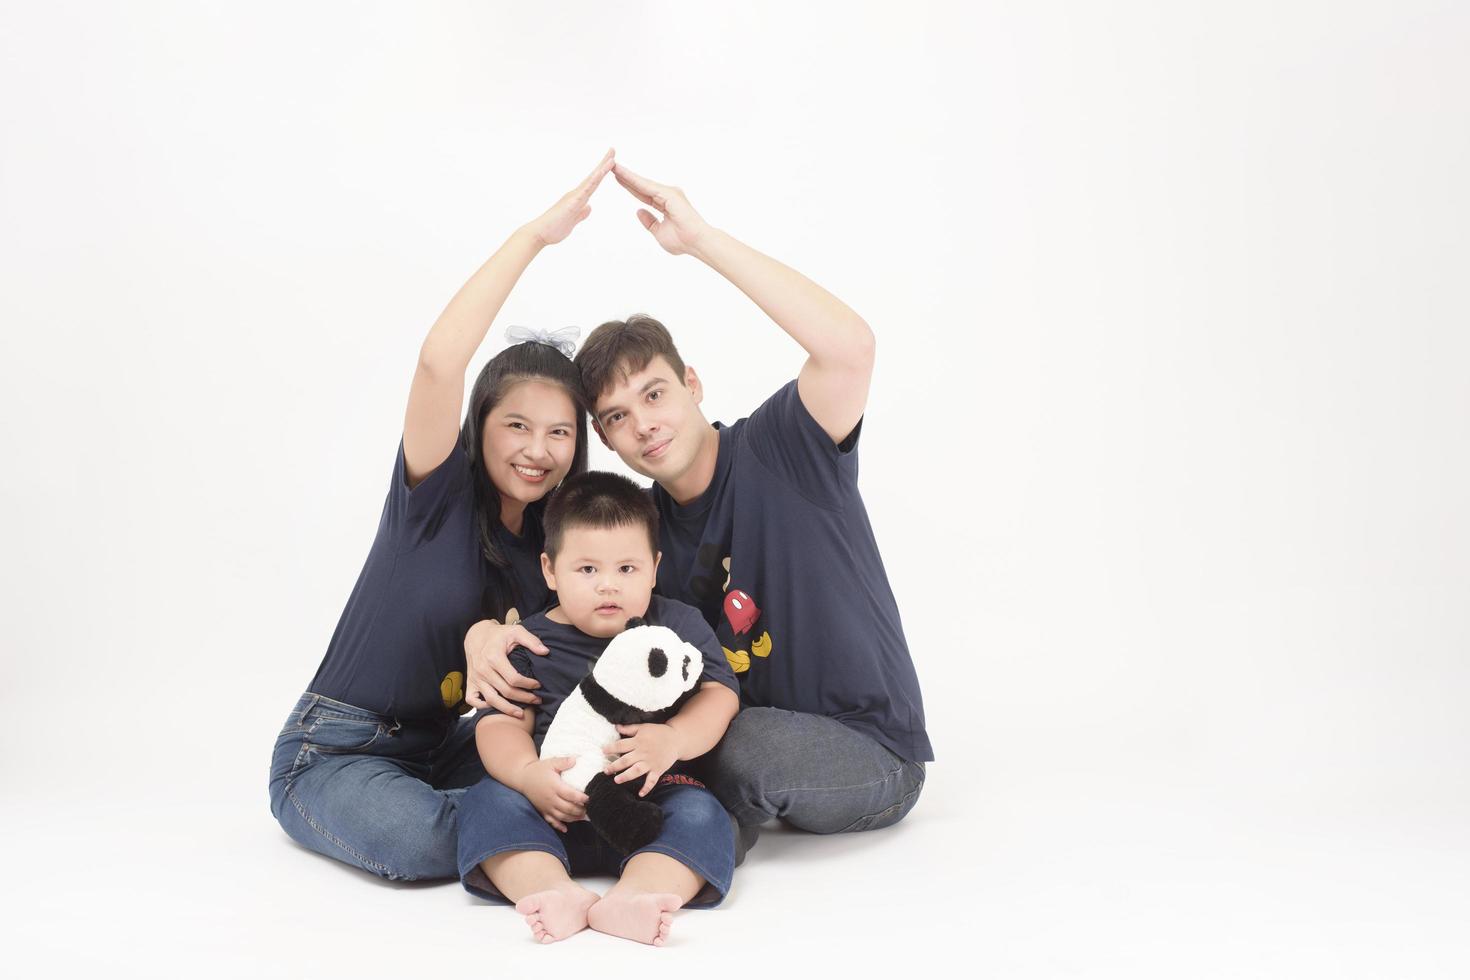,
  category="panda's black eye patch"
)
[682,655,690,681]
[647,648,667,678]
